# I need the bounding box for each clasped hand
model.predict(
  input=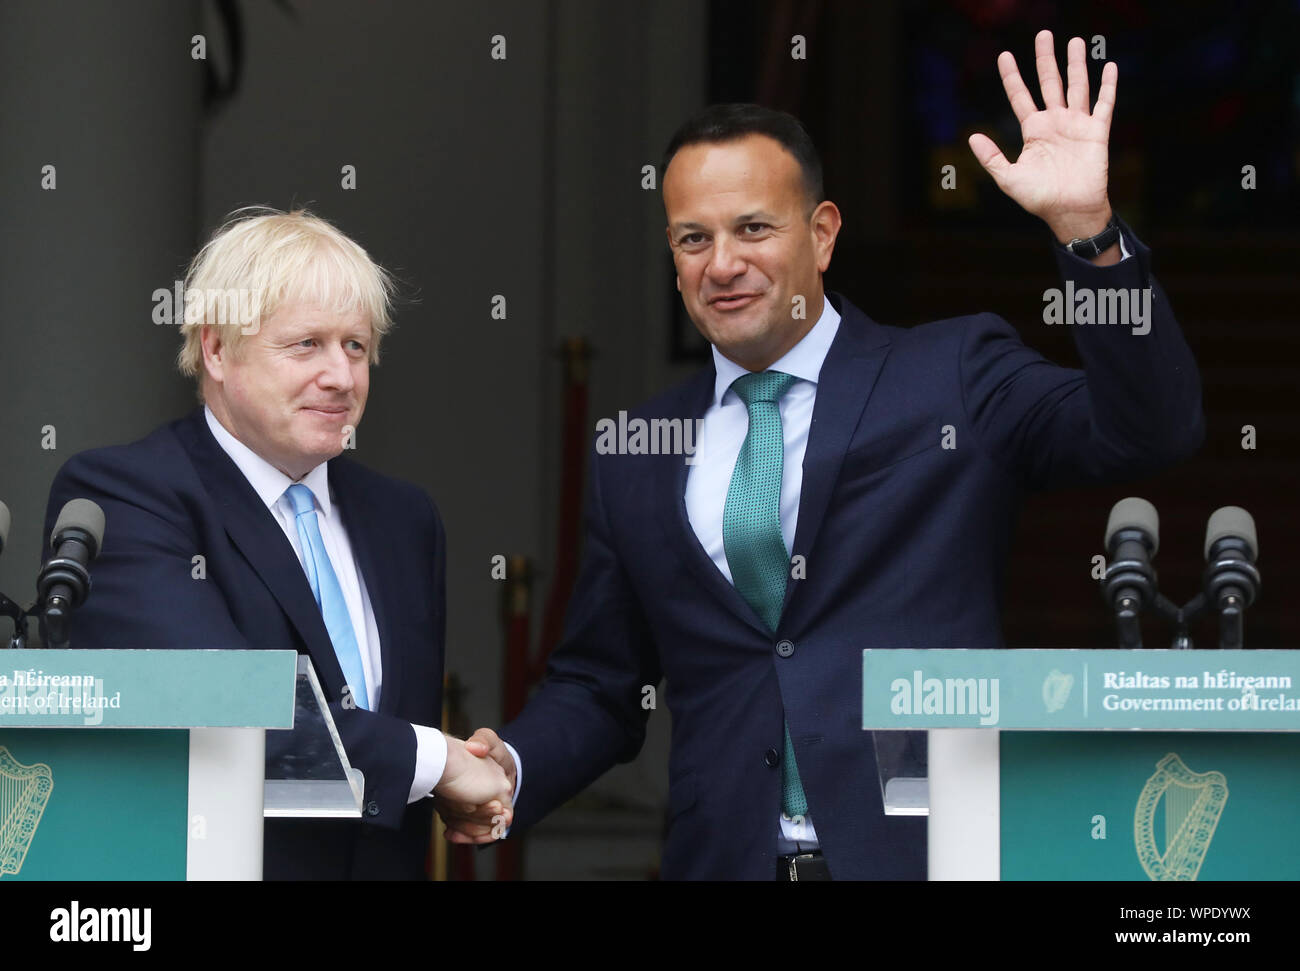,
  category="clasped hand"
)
[435,728,516,844]
[435,729,515,841]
